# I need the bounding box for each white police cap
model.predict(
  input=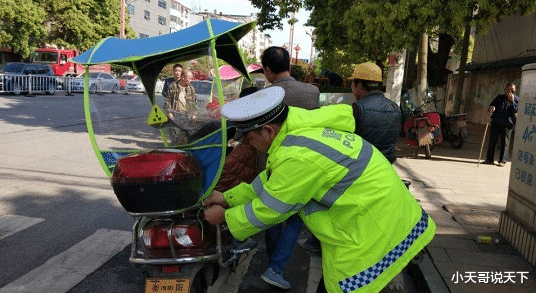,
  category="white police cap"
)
[221,86,285,138]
